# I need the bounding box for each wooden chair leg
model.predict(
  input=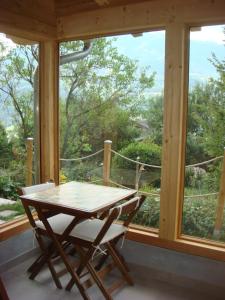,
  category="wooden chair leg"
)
[28,239,57,274]
[111,239,130,272]
[95,236,130,273]
[30,235,62,289]
[66,246,94,291]
[76,246,113,300]
[42,228,90,300]
[107,242,133,286]
[27,253,44,273]
[0,276,9,300]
